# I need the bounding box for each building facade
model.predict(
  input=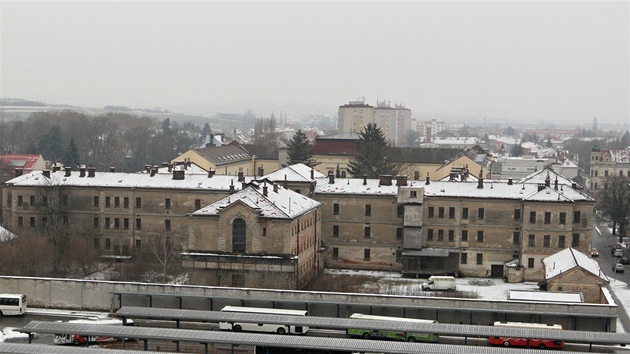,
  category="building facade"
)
[589,145,630,193]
